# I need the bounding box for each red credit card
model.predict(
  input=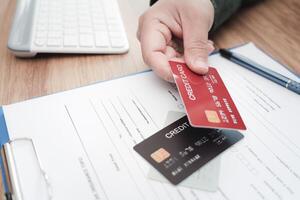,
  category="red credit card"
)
[169,61,246,130]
